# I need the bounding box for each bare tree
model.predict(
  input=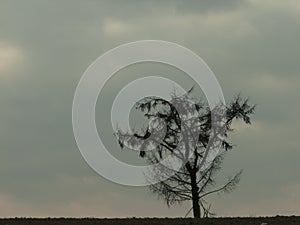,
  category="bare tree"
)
[116,90,255,218]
